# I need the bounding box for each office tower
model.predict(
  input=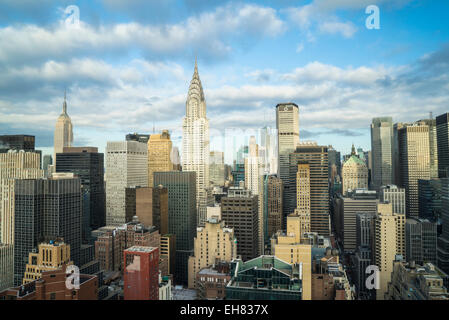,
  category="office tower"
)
[221,187,259,261]
[154,171,196,285]
[438,178,449,273]
[342,145,368,195]
[418,118,439,179]
[171,147,181,171]
[354,212,376,299]
[22,241,72,284]
[294,162,311,242]
[371,117,393,190]
[374,203,406,300]
[260,126,278,175]
[436,113,449,178]
[386,259,449,300]
[226,256,302,300]
[380,185,406,215]
[56,147,105,241]
[123,246,159,300]
[0,151,44,245]
[135,186,168,234]
[398,122,431,217]
[0,244,13,291]
[271,214,312,300]
[276,103,300,183]
[0,151,44,290]
[231,145,247,186]
[0,135,35,153]
[245,136,265,253]
[209,151,225,187]
[53,92,73,164]
[418,179,442,221]
[328,146,341,194]
[267,175,283,238]
[188,216,236,289]
[406,218,437,265]
[42,155,52,177]
[160,234,176,275]
[13,174,82,285]
[105,140,148,226]
[147,130,173,187]
[341,190,378,252]
[182,60,210,227]
[126,133,150,144]
[286,143,330,236]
